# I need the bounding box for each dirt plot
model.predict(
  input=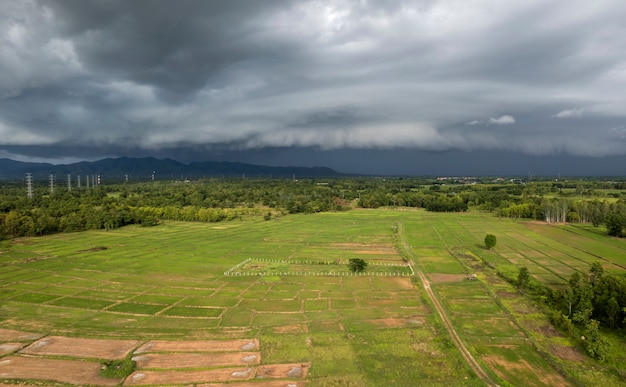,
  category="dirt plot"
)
[133,352,260,368]
[135,339,258,353]
[0,343,24,355]
[365,316,425,328]
[0,356,119,386]
[124,367,257,385]
[257,363,310,379]
[429,273,468,283]
[197,382,306,387]
[0,328,43,341]
[550,345,585,363]
[21,336,140,359]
